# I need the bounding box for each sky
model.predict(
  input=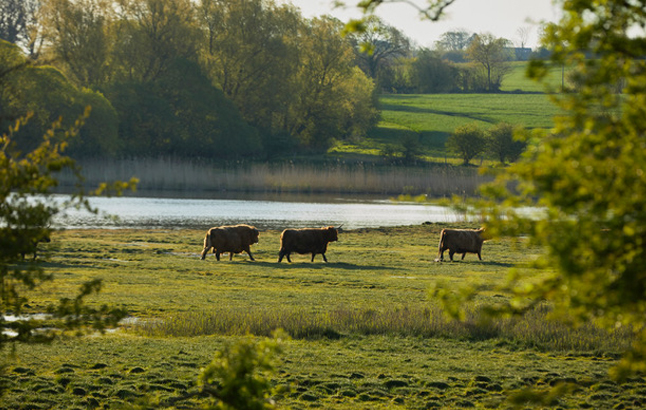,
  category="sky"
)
[280,0,562,49]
